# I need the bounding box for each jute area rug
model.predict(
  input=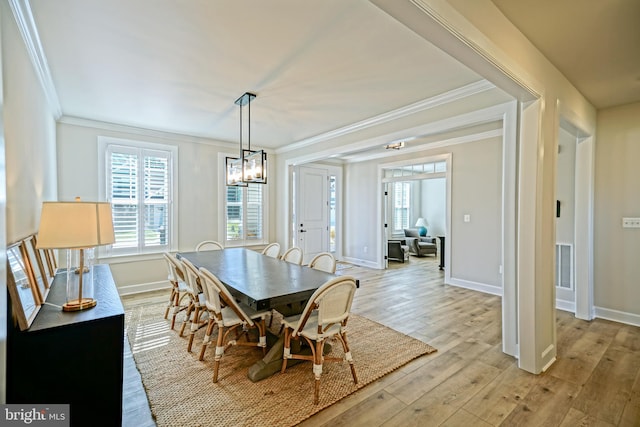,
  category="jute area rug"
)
[125,302,437,427]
